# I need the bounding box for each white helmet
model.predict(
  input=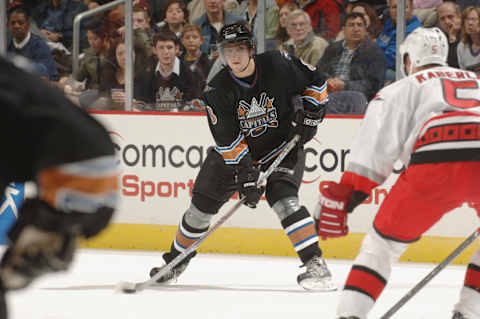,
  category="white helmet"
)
[399,27,448,77]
